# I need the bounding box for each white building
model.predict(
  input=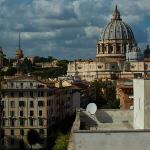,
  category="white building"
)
[67,6,150,81]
